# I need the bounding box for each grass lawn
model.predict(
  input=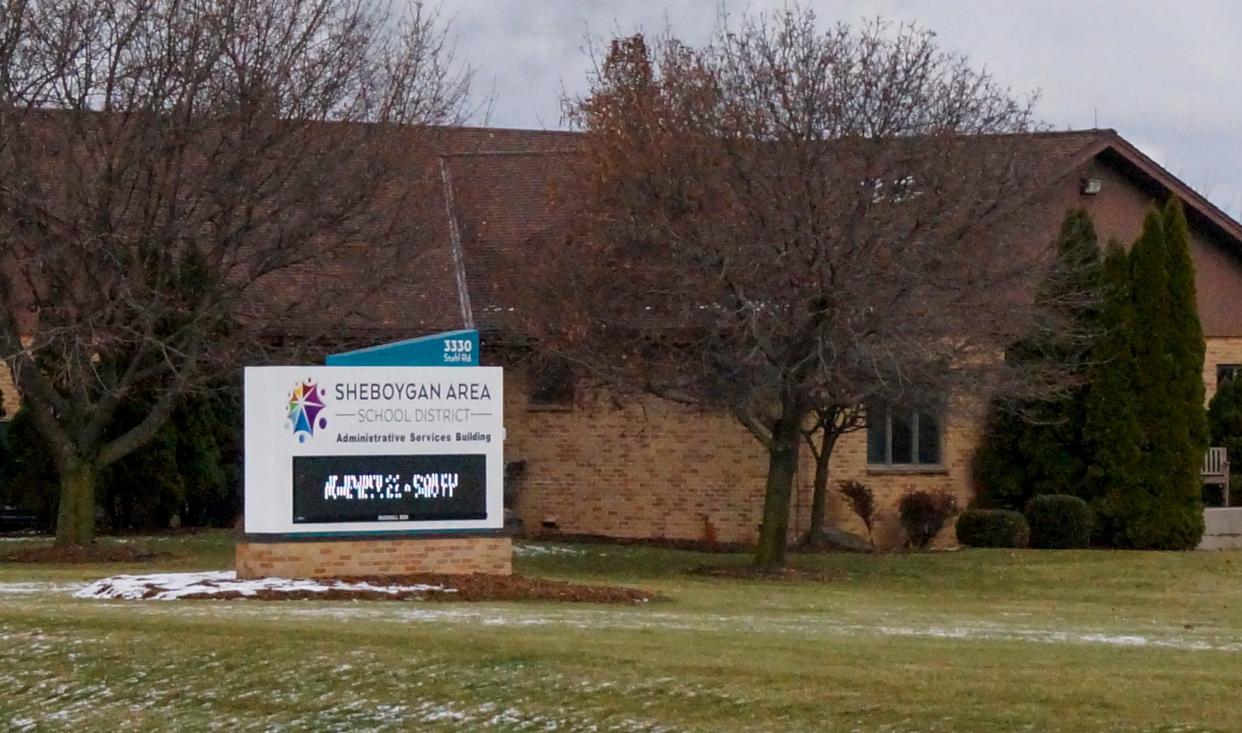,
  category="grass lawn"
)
[2,533,1242,731]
